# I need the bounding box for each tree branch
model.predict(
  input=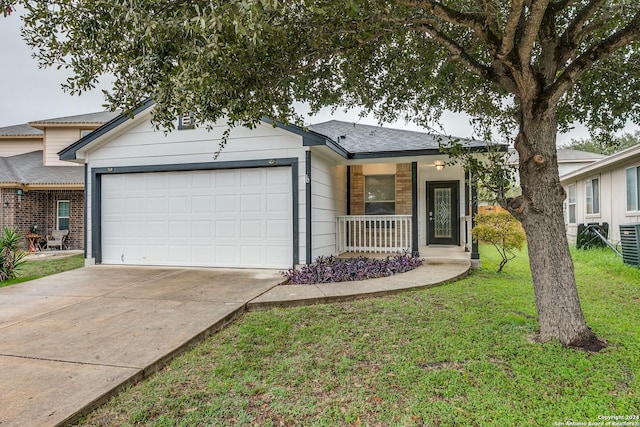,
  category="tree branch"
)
[549,0,578,13]
[518,0,551,67]
[411,23,492,79]
[557,0,608,64]
[398,0,497,48]
[547,9,640,105]
[497,0,524,60]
